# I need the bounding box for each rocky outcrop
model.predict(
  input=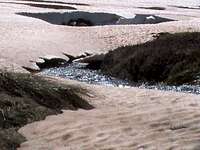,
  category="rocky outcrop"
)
[22,53,93,72]
[101,32,200,85]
